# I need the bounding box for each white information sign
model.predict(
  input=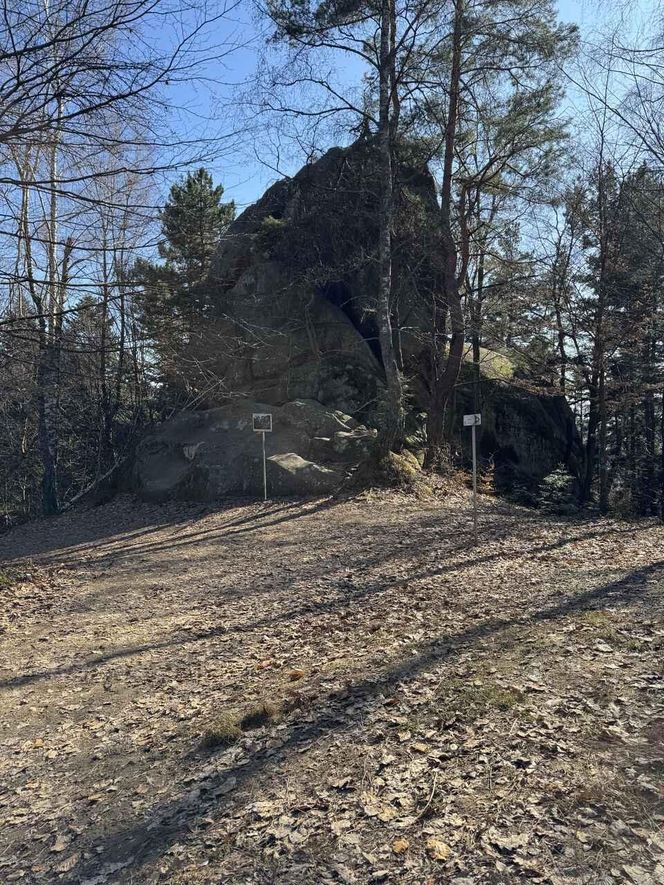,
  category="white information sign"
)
[463,413,482,427]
